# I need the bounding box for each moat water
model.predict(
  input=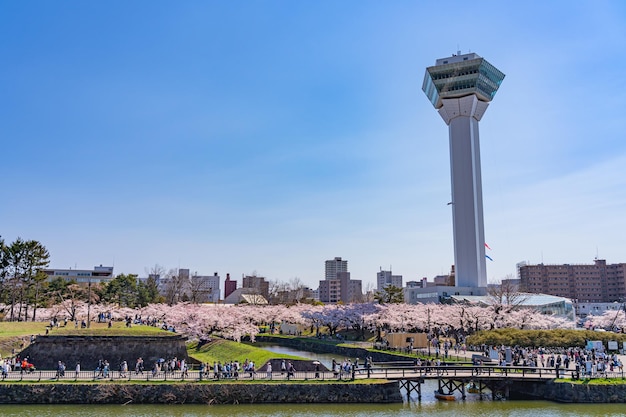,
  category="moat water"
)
[4,344,624,415]
[3,402,625,417]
